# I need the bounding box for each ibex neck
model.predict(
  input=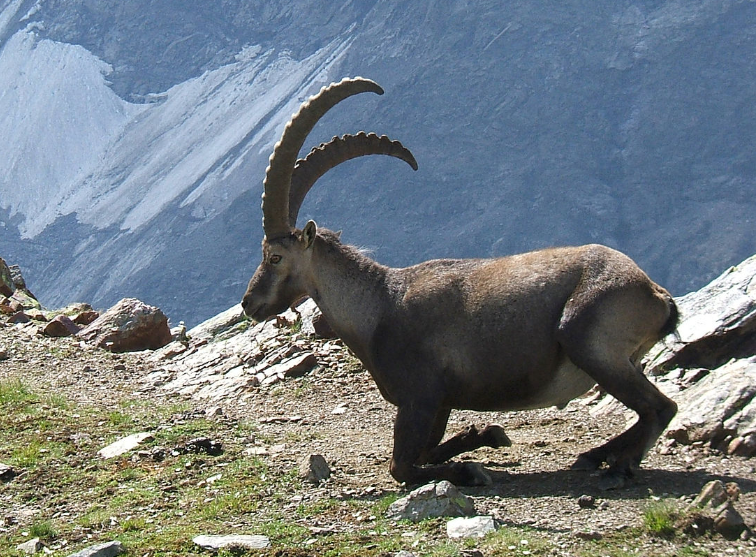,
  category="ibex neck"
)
[308,234,399,360]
